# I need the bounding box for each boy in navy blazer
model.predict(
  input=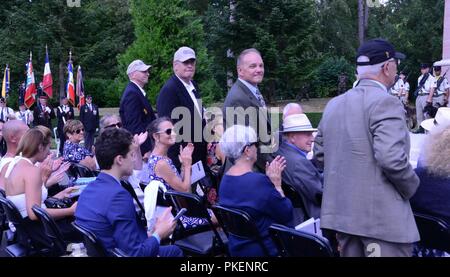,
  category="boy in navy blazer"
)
[75,128,182,257]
